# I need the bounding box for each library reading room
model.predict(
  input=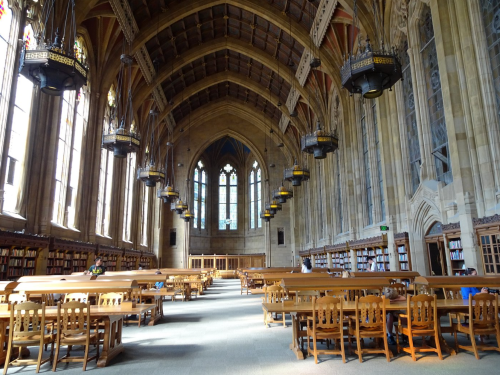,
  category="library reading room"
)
[0,0,499,374]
